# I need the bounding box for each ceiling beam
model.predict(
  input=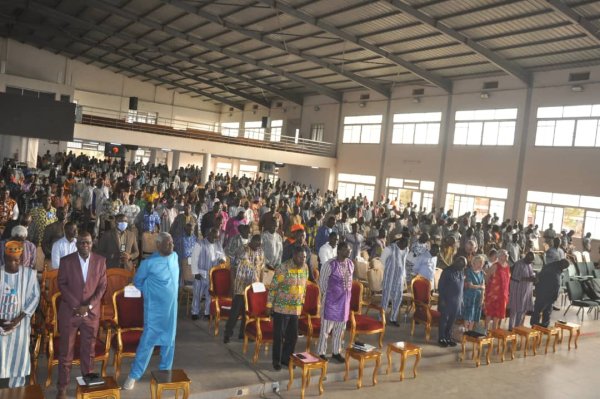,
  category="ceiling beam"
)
[381,0,532,86]
[18,0,303,105]
[543,0,600,45]
[1,15,271,107]
[255,0,452,92]
[82,0,342,101]
[5,29,246,109]
[160,0,390,97]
